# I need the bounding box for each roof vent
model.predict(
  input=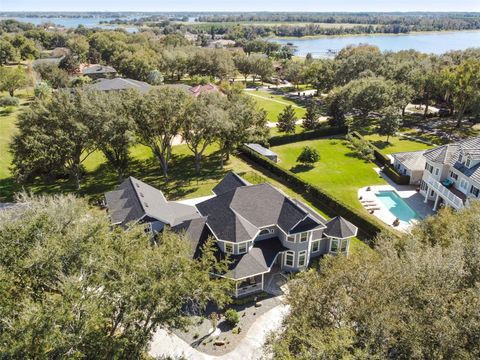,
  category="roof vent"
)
[135,183,140,188]
[144,202,149,207]
[140,192,144,197]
